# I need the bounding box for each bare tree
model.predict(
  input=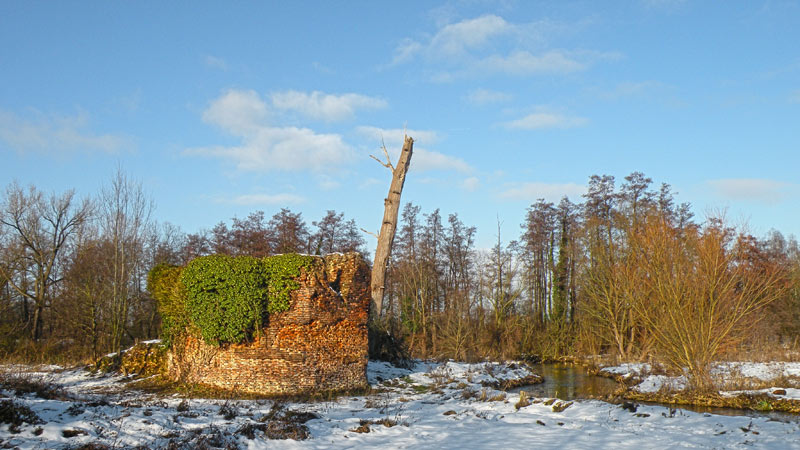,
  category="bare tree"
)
[99,169,154,354]
[370,135,414,316]
[59,230,113,360]
[486,219,521,330]
[312,210,367,256]
[267,208,310,254]
[0,182,91,341]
